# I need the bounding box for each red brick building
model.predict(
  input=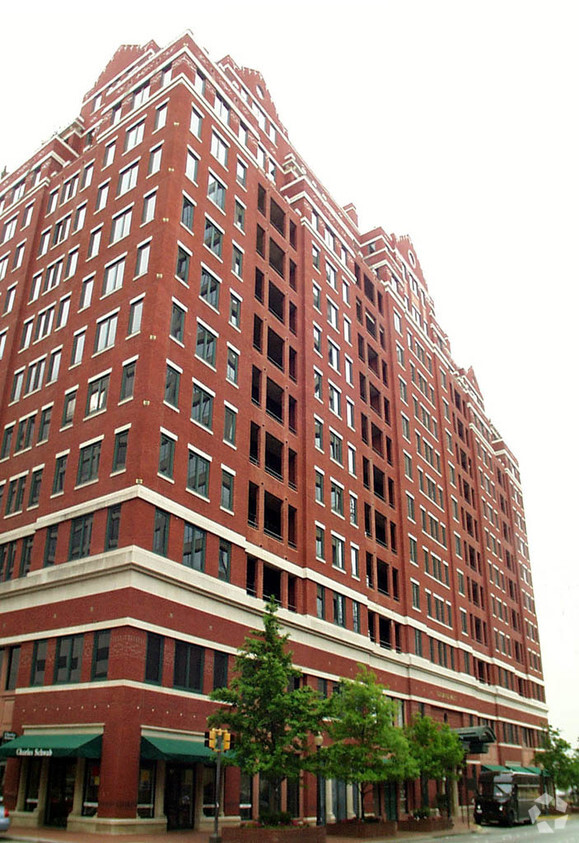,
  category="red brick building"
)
[0,31,546,833]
